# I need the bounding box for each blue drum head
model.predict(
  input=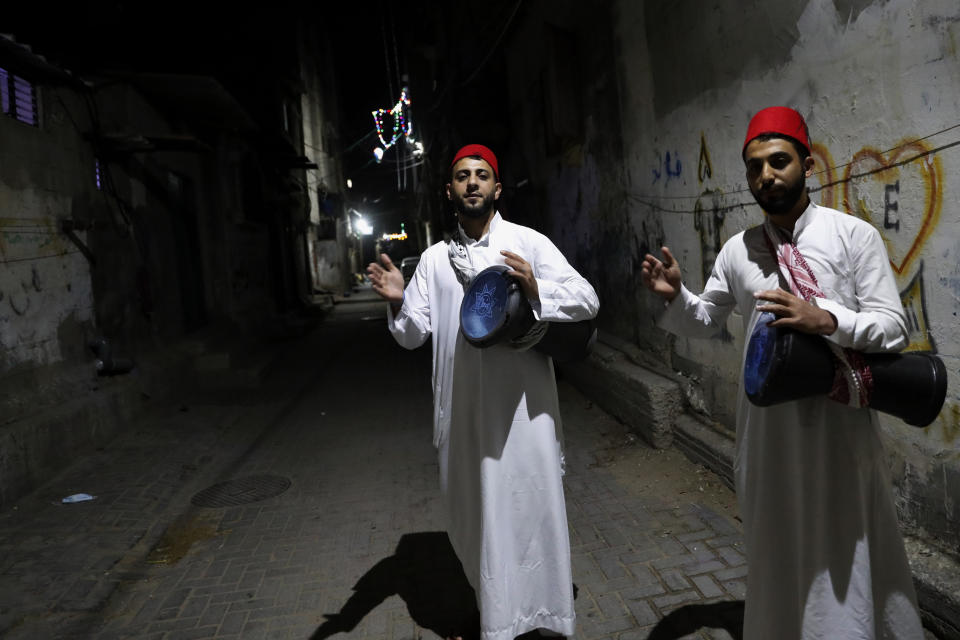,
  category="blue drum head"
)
[460,267,511,344]
[744,312,777,398]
